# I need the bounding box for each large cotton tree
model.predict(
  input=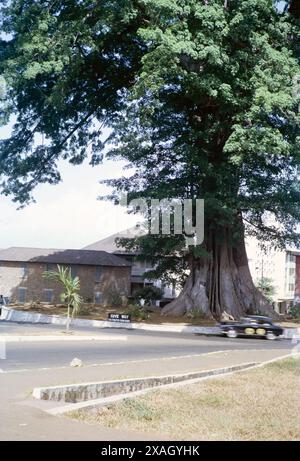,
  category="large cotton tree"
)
[0,1,299,318]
